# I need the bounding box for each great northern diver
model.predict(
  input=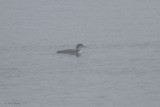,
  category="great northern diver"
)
[57,44,86,56]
